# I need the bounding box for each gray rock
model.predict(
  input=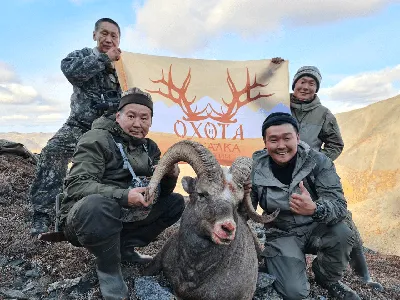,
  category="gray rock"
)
[0,288,28,299]
[257,272,276,289]
[8,259,25,267]
[253,272,283,300]
[25,269,40,278]
[0,255,8,267]
[22,281,36,292]
[47,277,82,293]
[134,276,176,300]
